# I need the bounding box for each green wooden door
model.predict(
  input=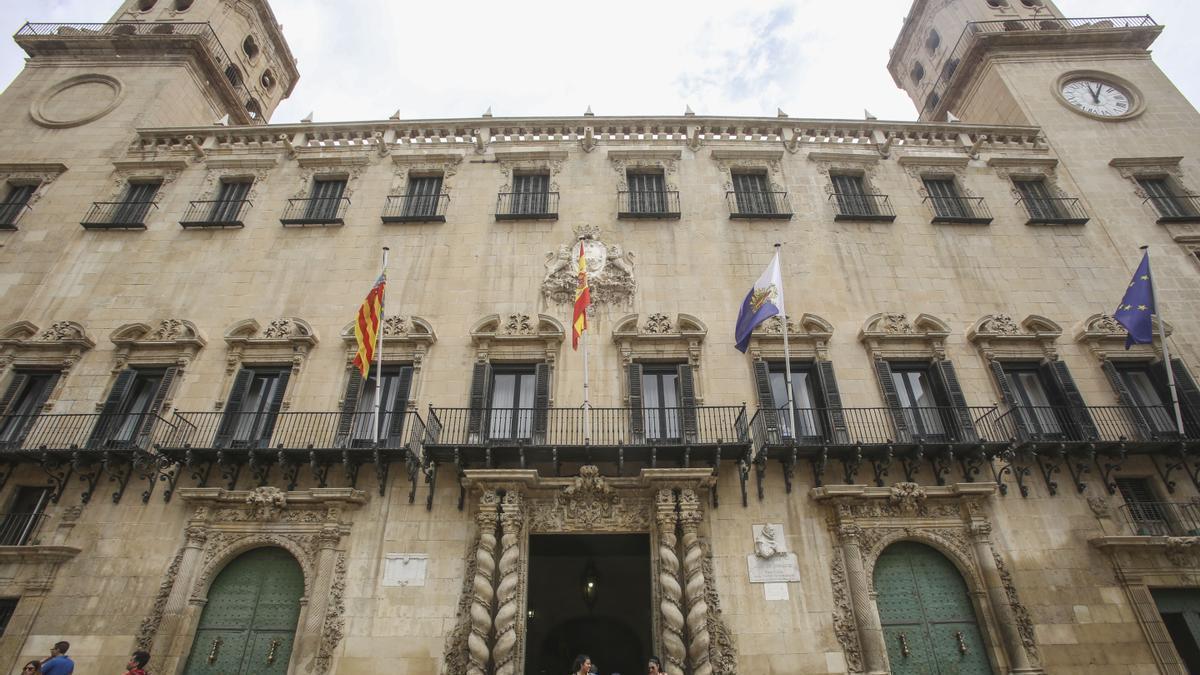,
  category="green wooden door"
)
[875,542,992,675]
[183,547,304,675]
